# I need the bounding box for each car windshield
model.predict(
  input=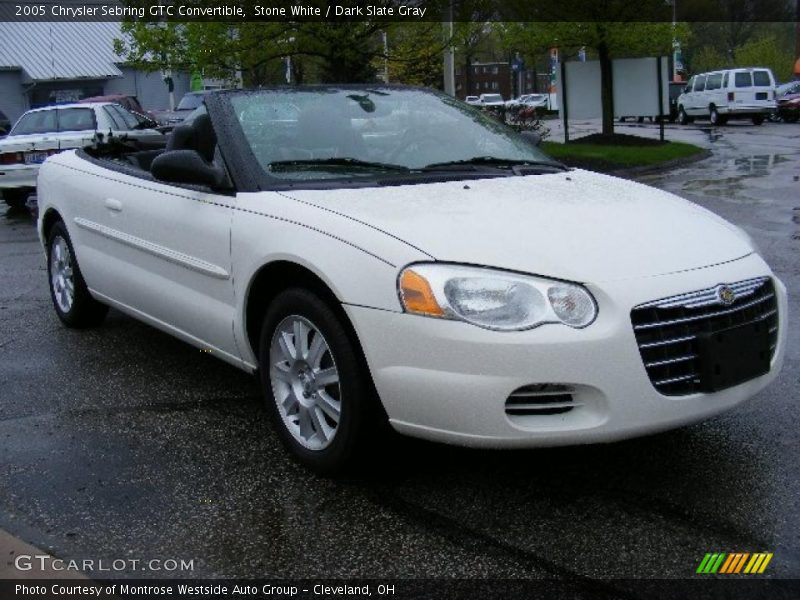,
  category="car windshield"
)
[229,88,558,181]
[177,94,204,111]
